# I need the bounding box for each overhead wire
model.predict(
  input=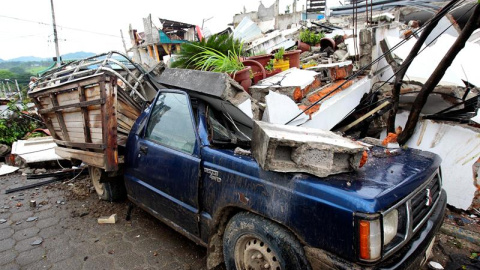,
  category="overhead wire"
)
[0,14,121,38]
[332,1,476,130]
[284,0,465,125]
